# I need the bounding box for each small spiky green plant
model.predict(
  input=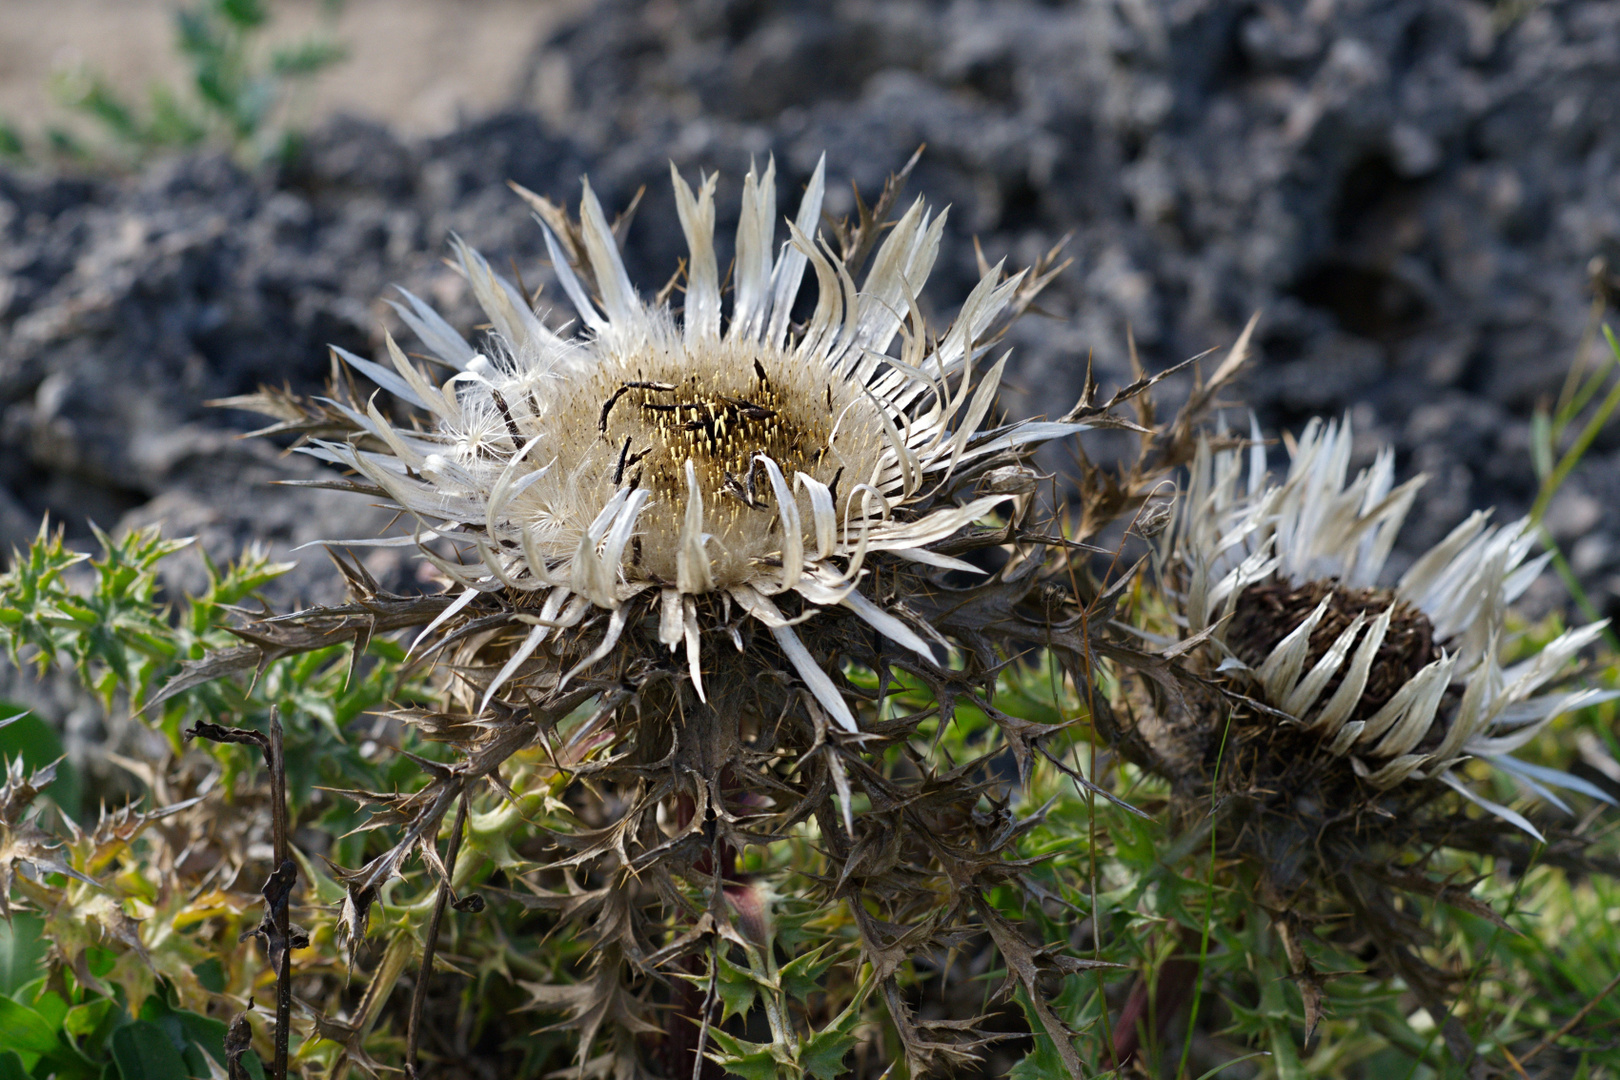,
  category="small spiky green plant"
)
[28,0,347,165]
